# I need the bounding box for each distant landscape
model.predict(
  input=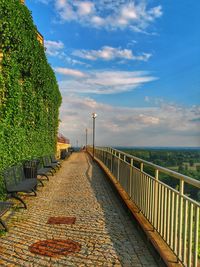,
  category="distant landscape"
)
[118,147,200,201]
